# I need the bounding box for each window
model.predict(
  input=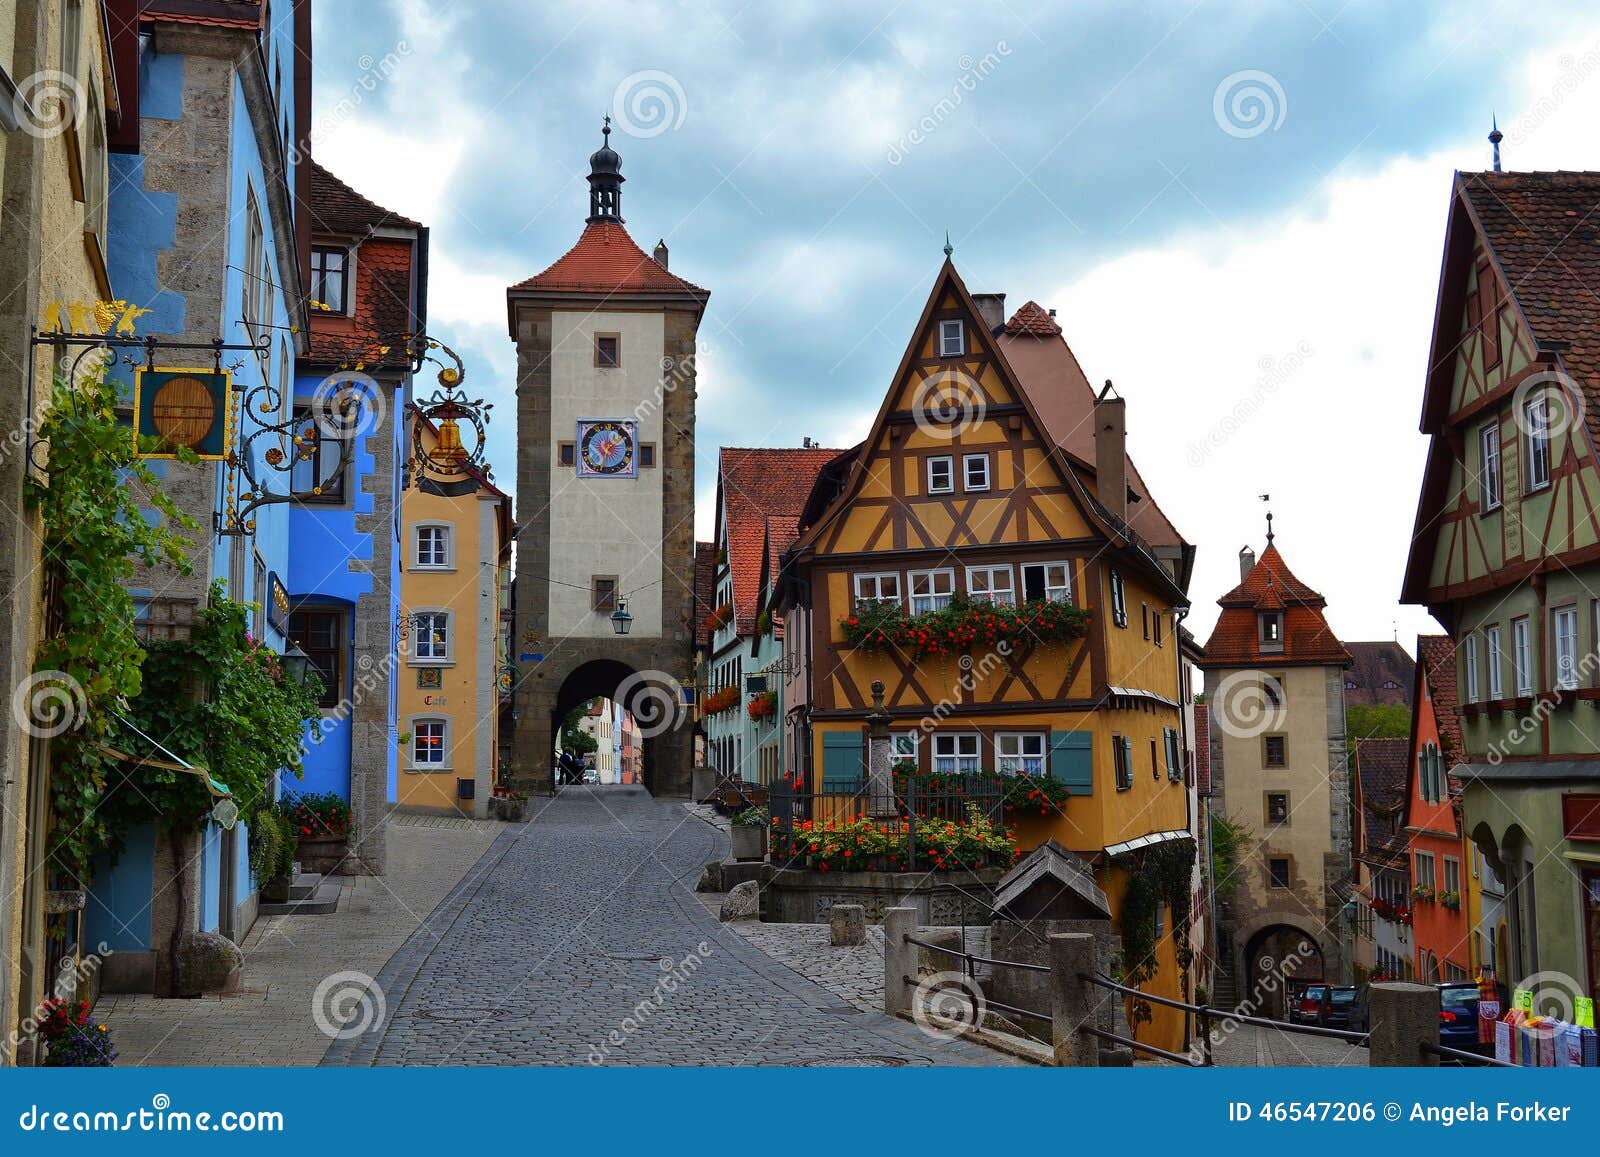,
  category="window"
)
[289,608,342,709]
[1265,791,1289,825]
[411,610,451,663]
[559,442,576,467]
[243,185,265,332]
[965,565,1014,606]
[1444,856,1461,896]
[1112,733,1133,791]
[938,319,964,357]
[1419,743,1439,802]
[252,552,267,639]
[1109,570,1127,628]
[1486,624,1504,700]
[83,87,106,249]
[1463,633,1480,702]
[310,246,349,313]
[1480,423,1502,511]
[1149,737,1159,780]
[412,718,448,768]
[1153,610,1162,646]
[639,443,656,468]
[61,0,83,80]
[1163,727,1183,782]
[1268,857,1291,889]
[1021,562,1071,604]
[932,733,981,775]
[1259,611,1284,650]
[853,572,901,609]
[927,456,954,494]
[1554,606,1579,689]
[963,453,990,491]
[996,734,1045,777]
[414,524,453,569]
[1415,851,1436,891]
[594,333,620,367]
[890,733,919,769]
[1524,394,1552,491]
[290,406,347,500]
[1262,675,1284,710]
[1513,617,1533,696]
[592,576,618,613]
[1263,734,1286,768]
[909,569,954,614]
[1142,603,1150,640]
